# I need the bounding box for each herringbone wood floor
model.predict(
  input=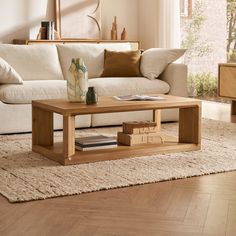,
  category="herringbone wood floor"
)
[0,101,236,236]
